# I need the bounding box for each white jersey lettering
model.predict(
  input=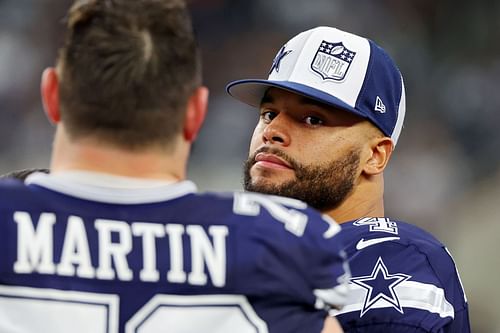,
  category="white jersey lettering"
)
[14,212,56,274]
[12,211,228,286]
